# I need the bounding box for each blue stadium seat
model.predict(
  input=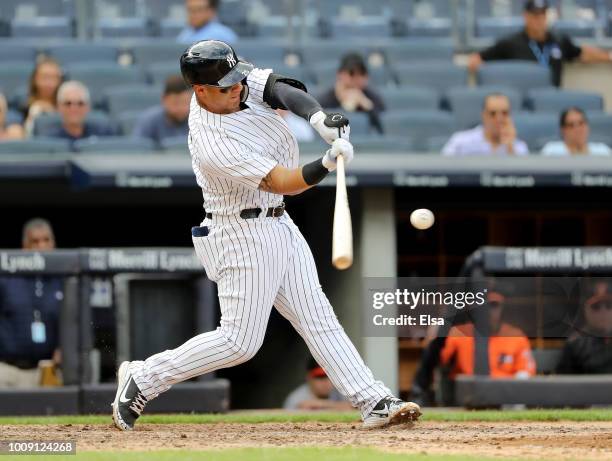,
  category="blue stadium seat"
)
[116,111,143,136]
[0,62,35,97]
[344,112,371,135]
[426,135,449,153]
[0,44,37,62]
[393,62,468,92]
[160,135,188,152]
[0,138,70,154]
[159,18,184,38]
[266,63,309,85]
[131,42,187,66]
[66,63,145,107]
[5,109,24,125]
[74,136,156,154]
[527,88,604,113]
[146,61,182,86]
[1,0,73,18]
[586,112,612,142]
[298,138,328,154]
[7,85,29,111]
[380,87,440,111]
[329,19,392,38]
[311,62,391,87]
[33,111,116,137]
[46,44,118,65]
[317,0,389,18]
[95,17,151,38]
[477,61,552,95]
[351,135,415,153]
[407,17,452,37]
[105,85,161,117]
[551,19,599,38]
[11,17,74,38]
[93,0,138,18]
[300,42,377,67]
[476,17,524,38]
[234,41,288,67]
[514,113,558,151]
[446,86,523,130]
[382,39,454,63]
[143,0,184,20]
[381,110,454,151]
